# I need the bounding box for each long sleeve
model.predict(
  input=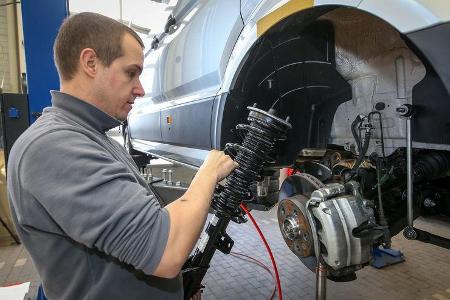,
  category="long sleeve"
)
[18,129,169,275]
